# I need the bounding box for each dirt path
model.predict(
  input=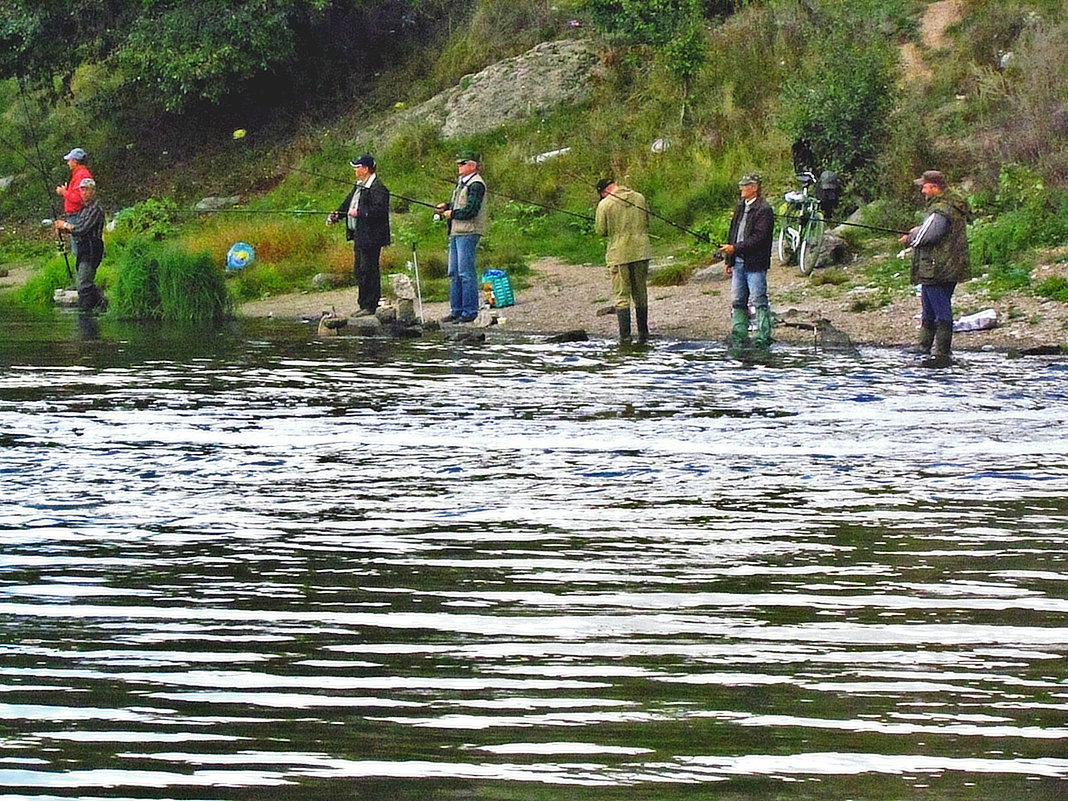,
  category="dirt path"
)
[901,0,964,84]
